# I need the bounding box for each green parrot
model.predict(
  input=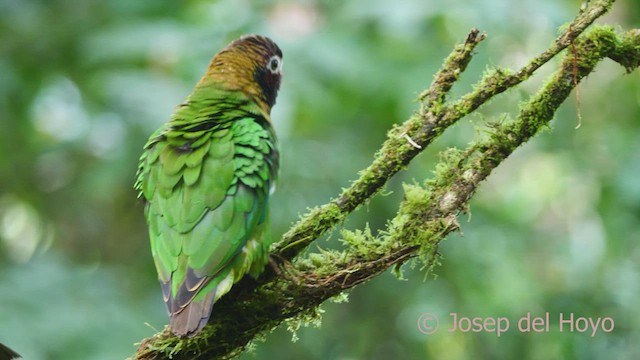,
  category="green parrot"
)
[135,35,282,337]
